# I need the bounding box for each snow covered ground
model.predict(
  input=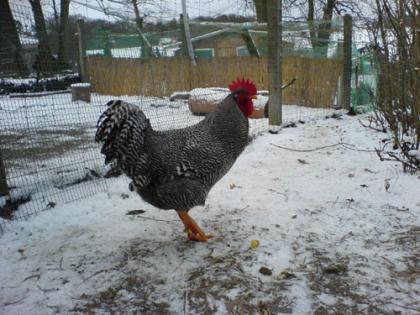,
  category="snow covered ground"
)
[0,114,418,314]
